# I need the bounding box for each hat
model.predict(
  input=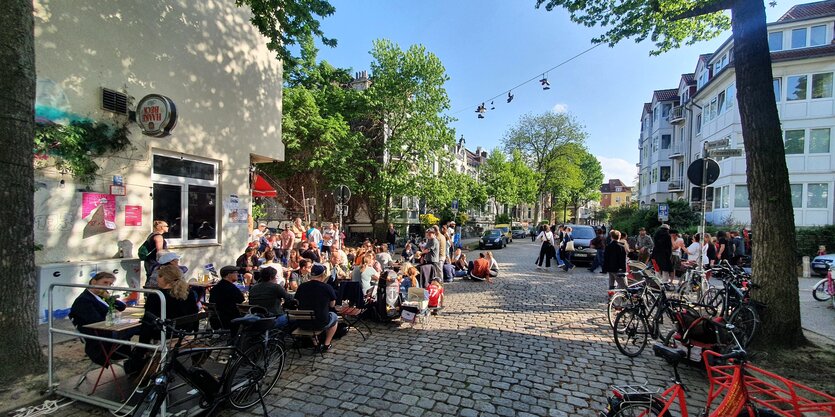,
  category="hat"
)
[310,263,327,278]
[659,224,670,229]
[158,252,181,265]
[219,265,239,278]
